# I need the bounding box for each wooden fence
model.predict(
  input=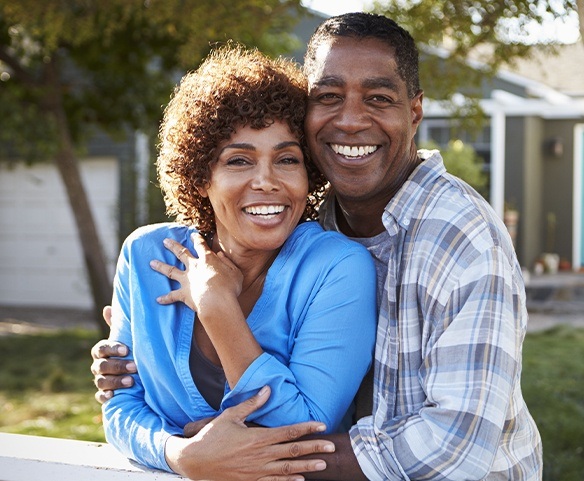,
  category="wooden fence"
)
[0,433,185,480]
